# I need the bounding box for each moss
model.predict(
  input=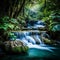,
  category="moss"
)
[11,46,22,53]
[42,37,55,45]
[1,40,29,54]
[11,46,29,53]
[44,38,52,44]
[22,46,29,52]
